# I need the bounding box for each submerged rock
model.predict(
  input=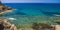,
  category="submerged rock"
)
[32,23,54,30]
